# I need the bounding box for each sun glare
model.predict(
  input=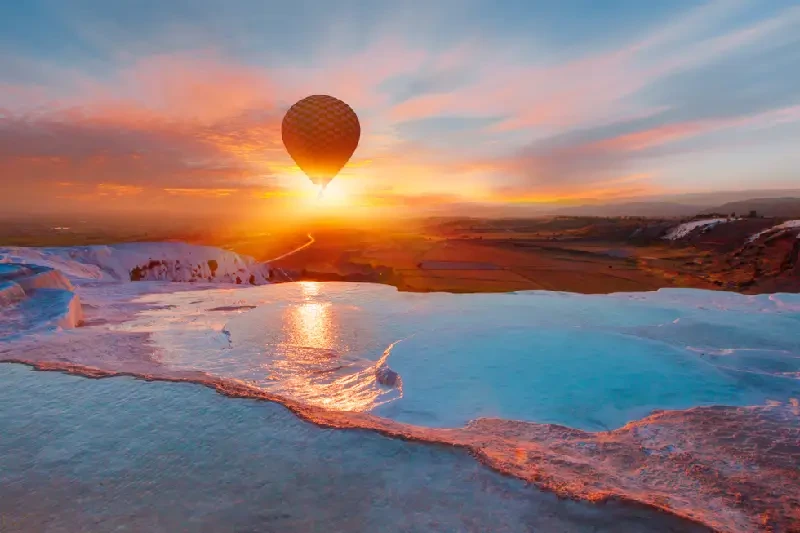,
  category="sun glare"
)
[305,180,349,208]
